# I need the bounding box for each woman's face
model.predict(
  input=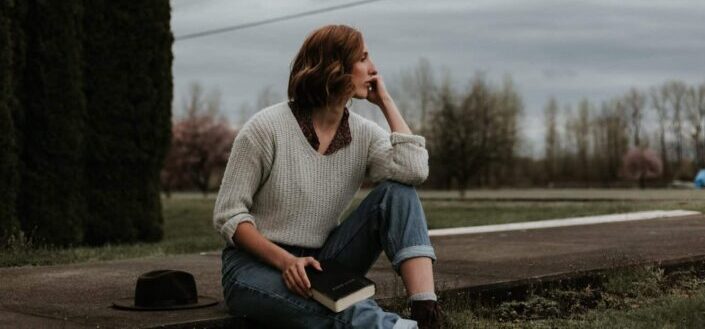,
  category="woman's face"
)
[350,42,377,99]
